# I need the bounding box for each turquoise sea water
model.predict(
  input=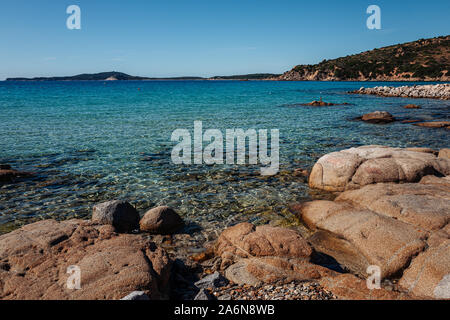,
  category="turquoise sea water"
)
[0,81,449,233]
